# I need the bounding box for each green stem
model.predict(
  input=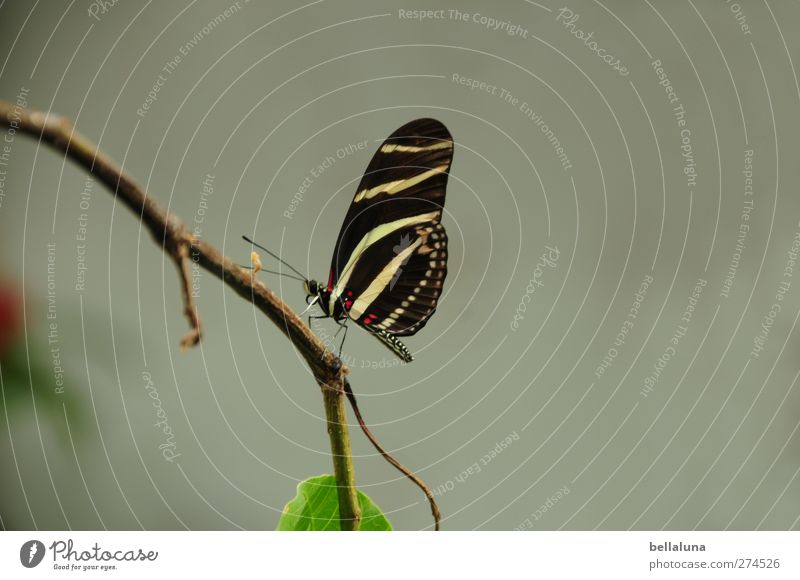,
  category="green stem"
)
[322,381,361,531]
